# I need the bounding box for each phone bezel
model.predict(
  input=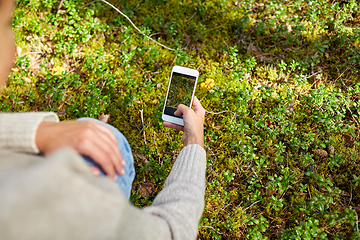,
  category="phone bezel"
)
[162,66,199,126]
